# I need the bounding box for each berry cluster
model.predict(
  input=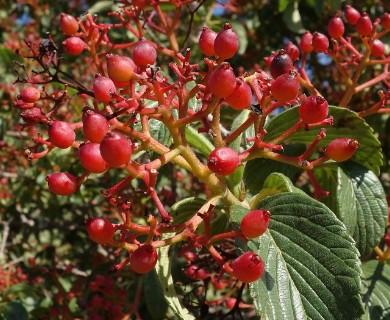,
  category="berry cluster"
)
[9,1,390,318]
